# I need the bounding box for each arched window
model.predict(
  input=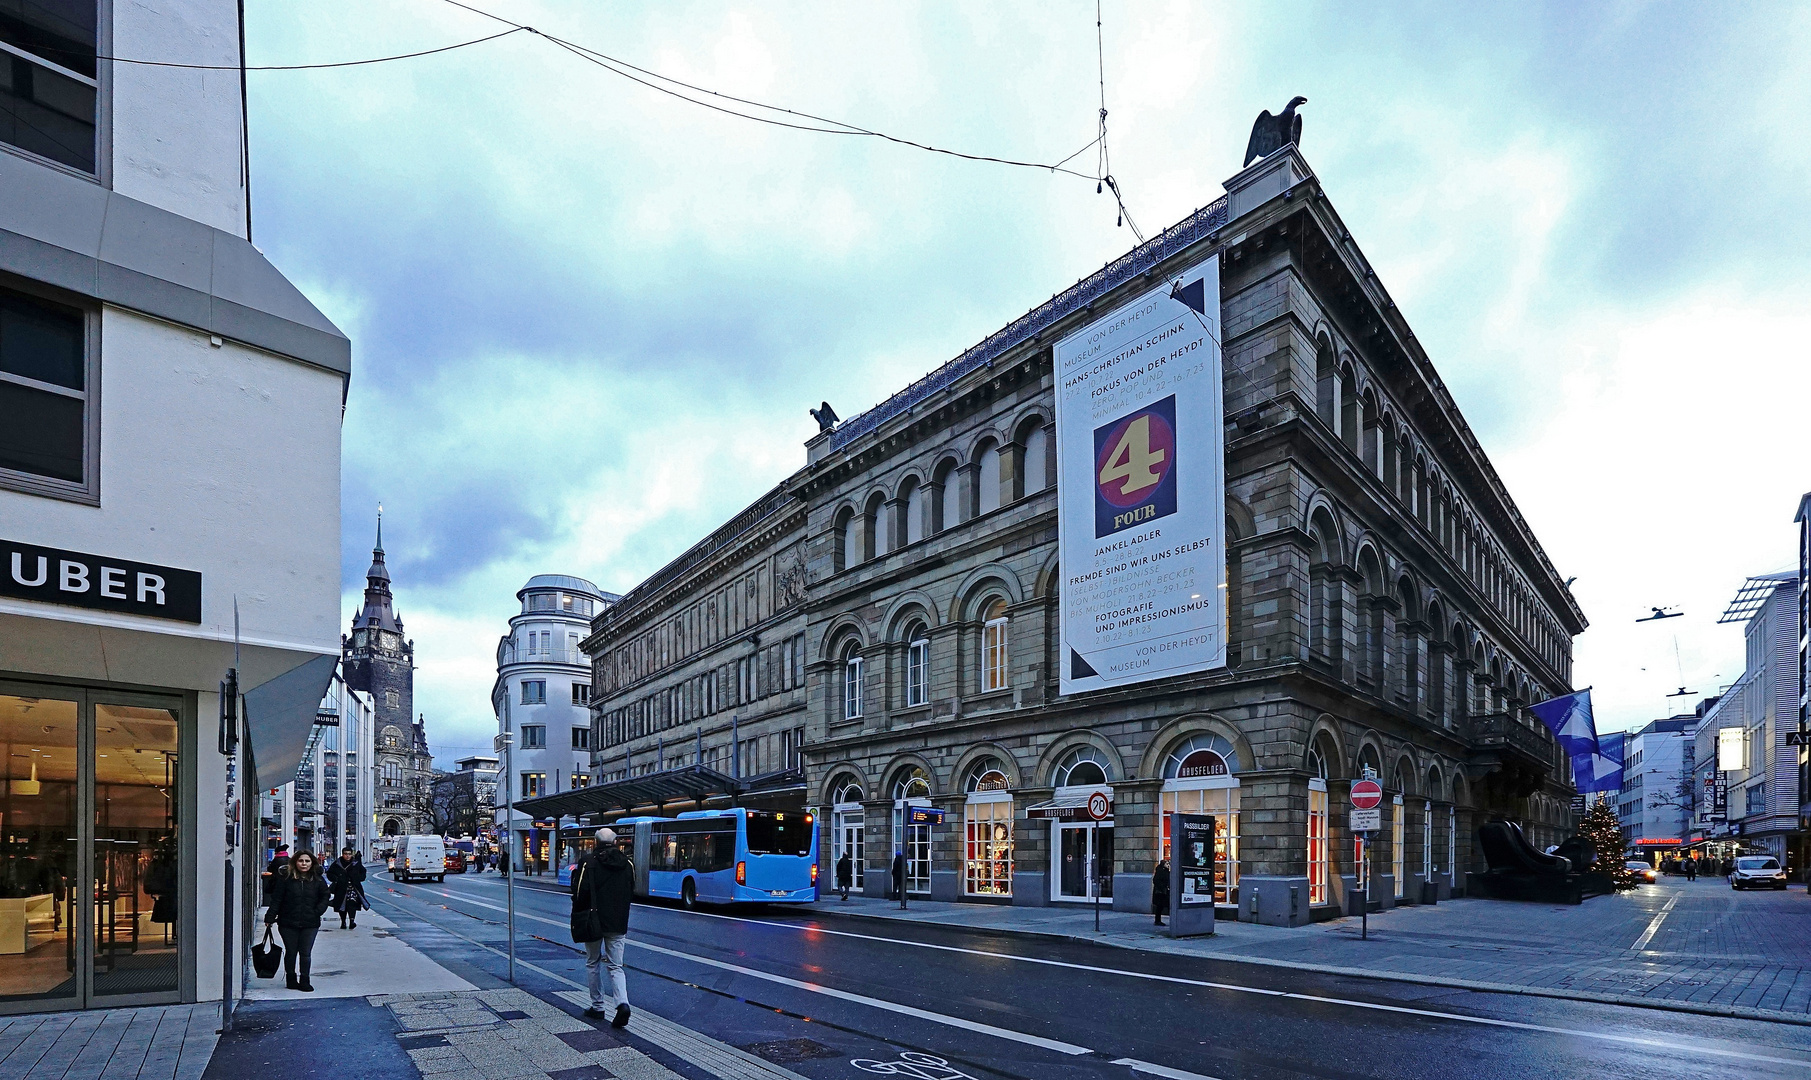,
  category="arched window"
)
[833,780,864,805]
[905,622,930,707]
[980,598,1009,692]
[1307,744,1329,905]
[900,477,924,545]
[832,779,866,890]
[1160,733,1241,778]
[892,767,932,896]
[1315,335,1336,429]
[1052,746,1112,789]
[1022,423,1049,496]
[964,757,1013,896]
[935,459,961,531]
[842,644,864,721]
[893,768,931,801]
[976,439,1001,515]
[865,492,888,559]
[965,757,1010,793]
[1392,765,1410,899]
[837,506,860,571]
